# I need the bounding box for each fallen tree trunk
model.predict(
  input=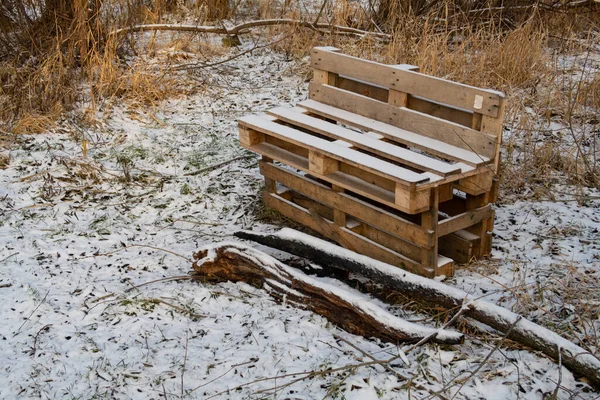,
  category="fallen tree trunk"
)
[191,242,464,345]
[235,228,600,388]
